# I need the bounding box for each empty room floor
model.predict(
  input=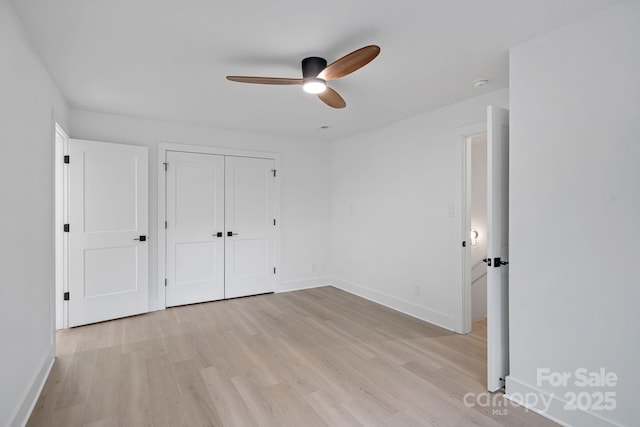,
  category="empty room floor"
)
[28,287,555,426]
